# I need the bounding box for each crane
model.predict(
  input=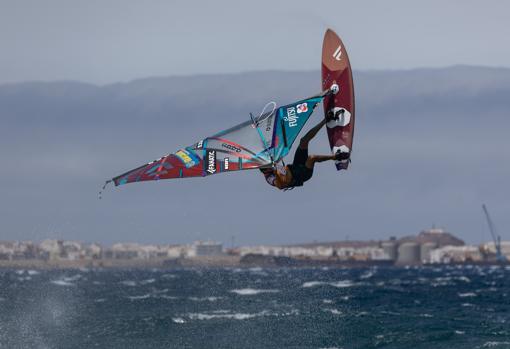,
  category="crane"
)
[482,204,504,262]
